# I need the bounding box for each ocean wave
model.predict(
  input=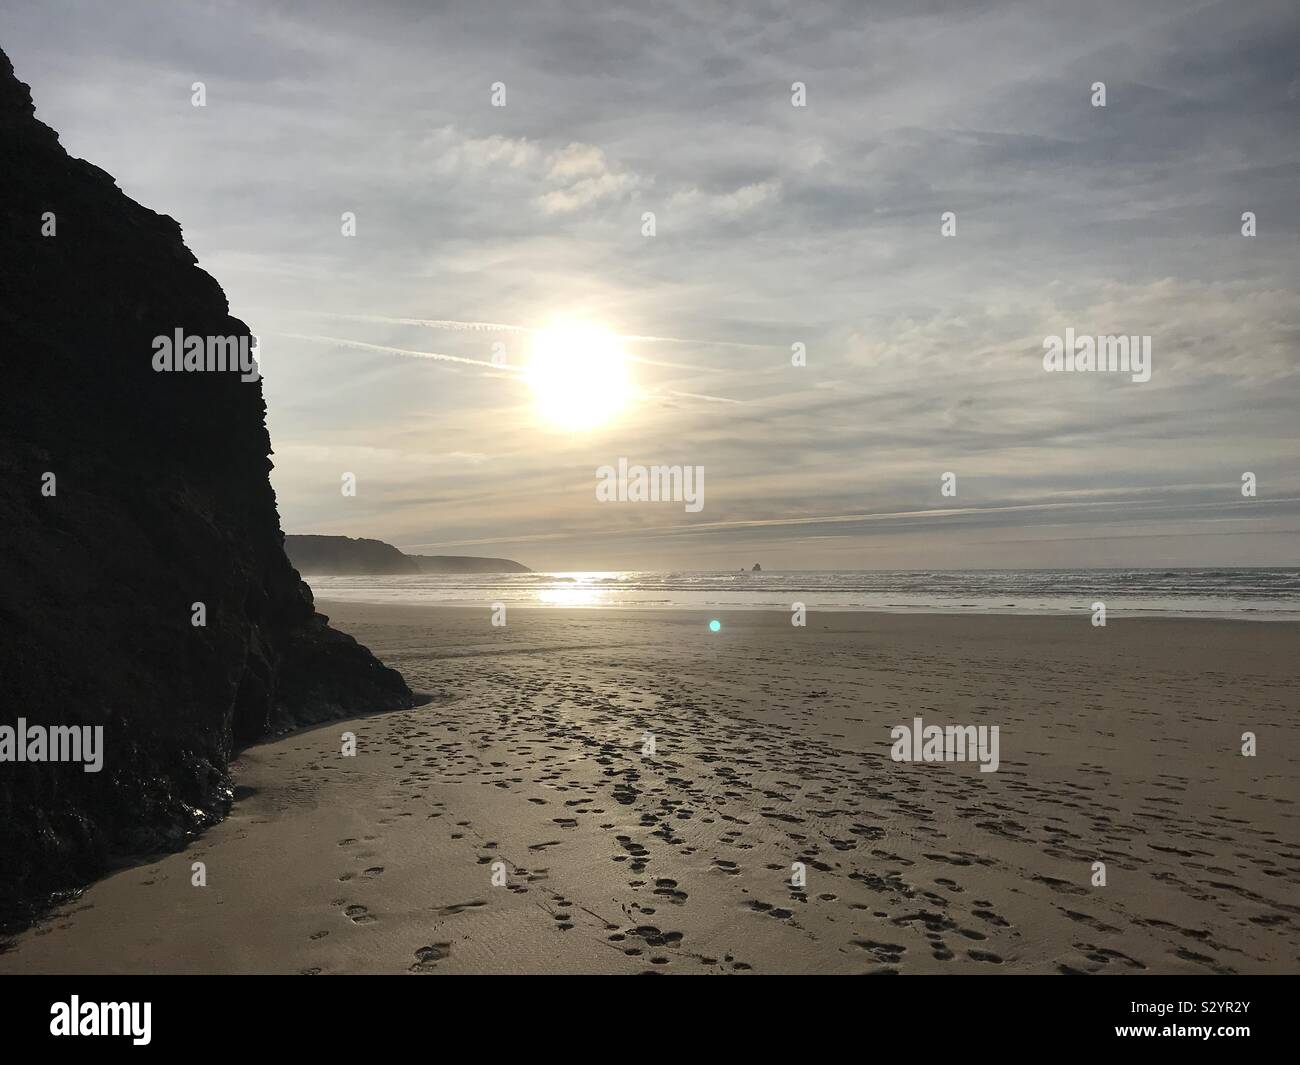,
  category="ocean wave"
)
[304,569,1300,619]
